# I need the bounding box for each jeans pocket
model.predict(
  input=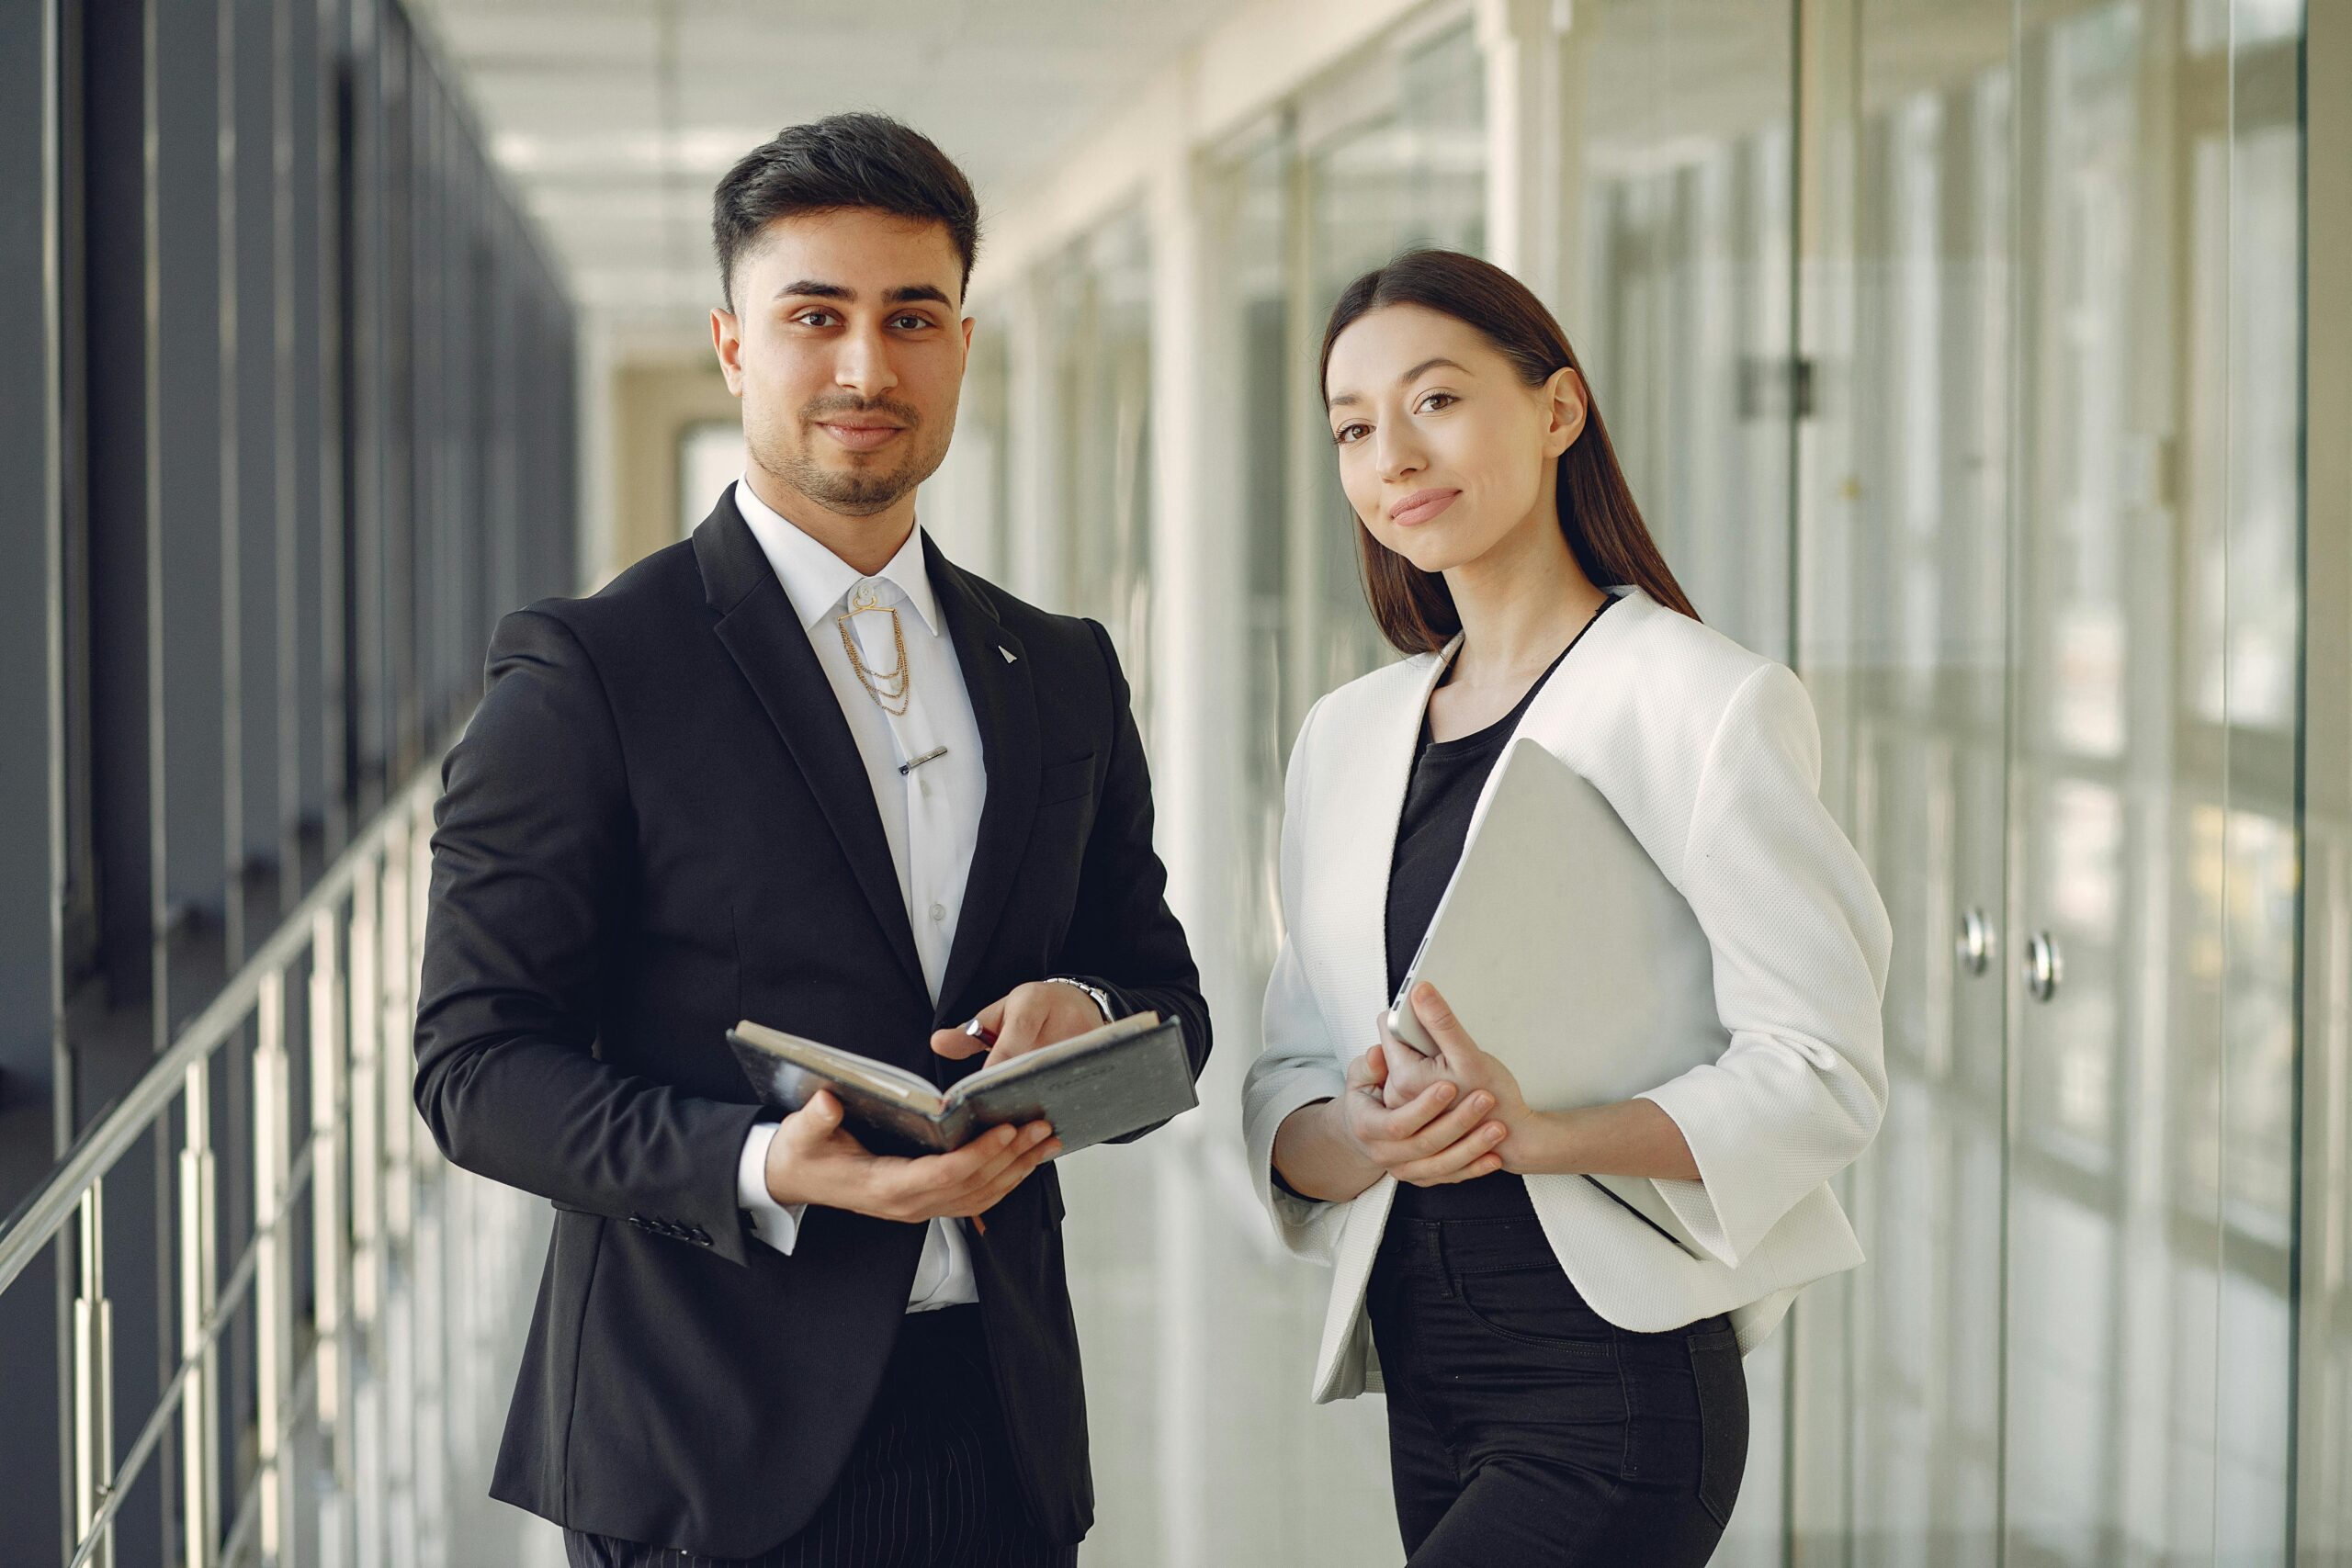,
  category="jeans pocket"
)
[1688,1327,1749,1529]
[1453,1264,1618,1360]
